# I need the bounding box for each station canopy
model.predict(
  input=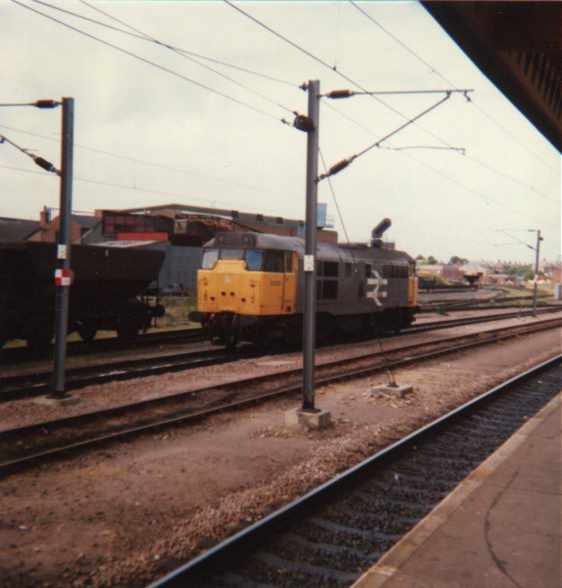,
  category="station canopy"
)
[423,1,561,152]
